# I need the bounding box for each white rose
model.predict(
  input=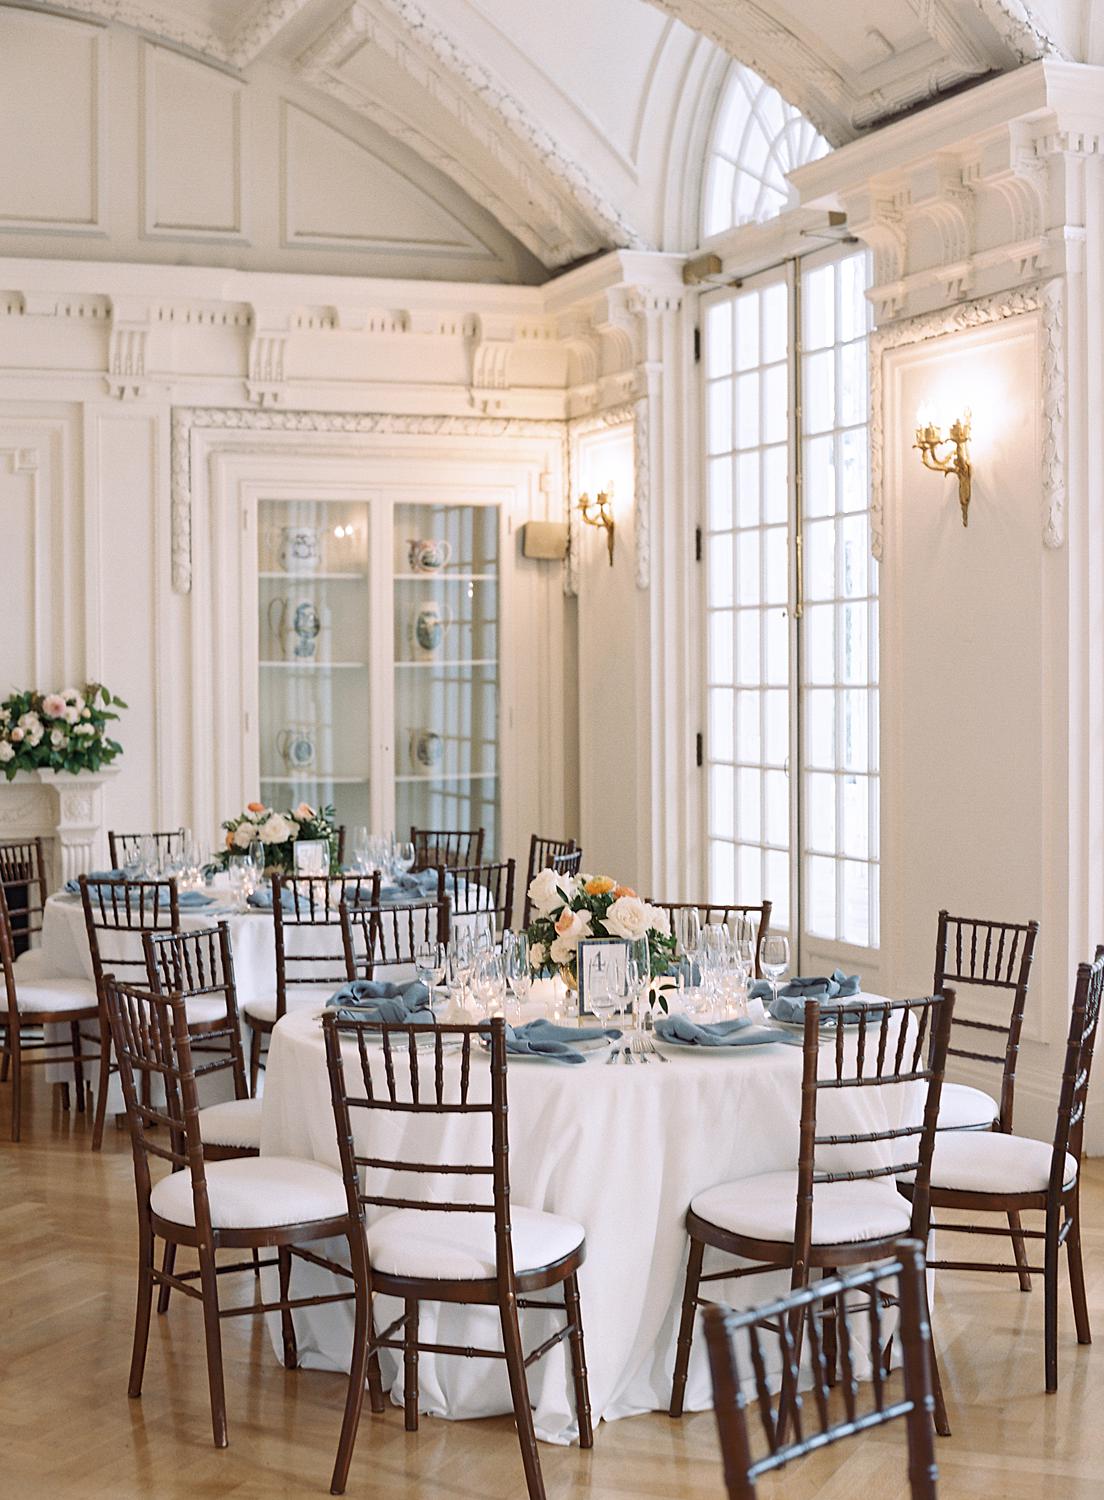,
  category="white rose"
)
[603,894,651,942]
[0,743,13,763]
[63,706,81,725]
[232,824,256,849]
[550,935,577,966]
[529,941,547,969]
[50,728,68,748]
[62,688,84,711]
[643,903,671,936]
[73,722,95,737]
[527,867,570,917]
[259,813,294,845]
